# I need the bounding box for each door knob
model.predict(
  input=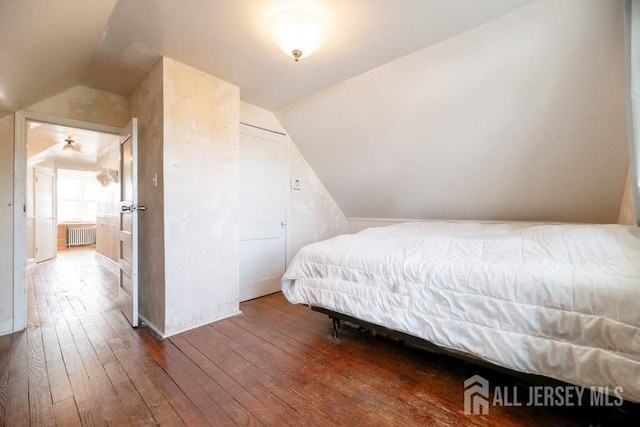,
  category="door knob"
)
[122,205,147,212]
